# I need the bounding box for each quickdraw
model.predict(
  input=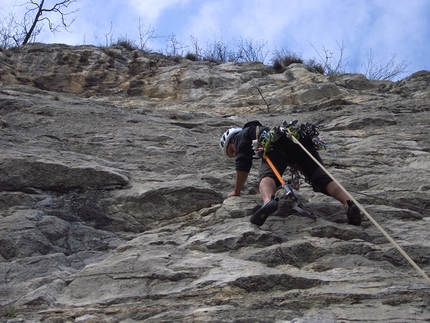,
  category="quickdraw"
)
[282,119,327,151]
[253,119,330,159]
[259,126,284,158]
